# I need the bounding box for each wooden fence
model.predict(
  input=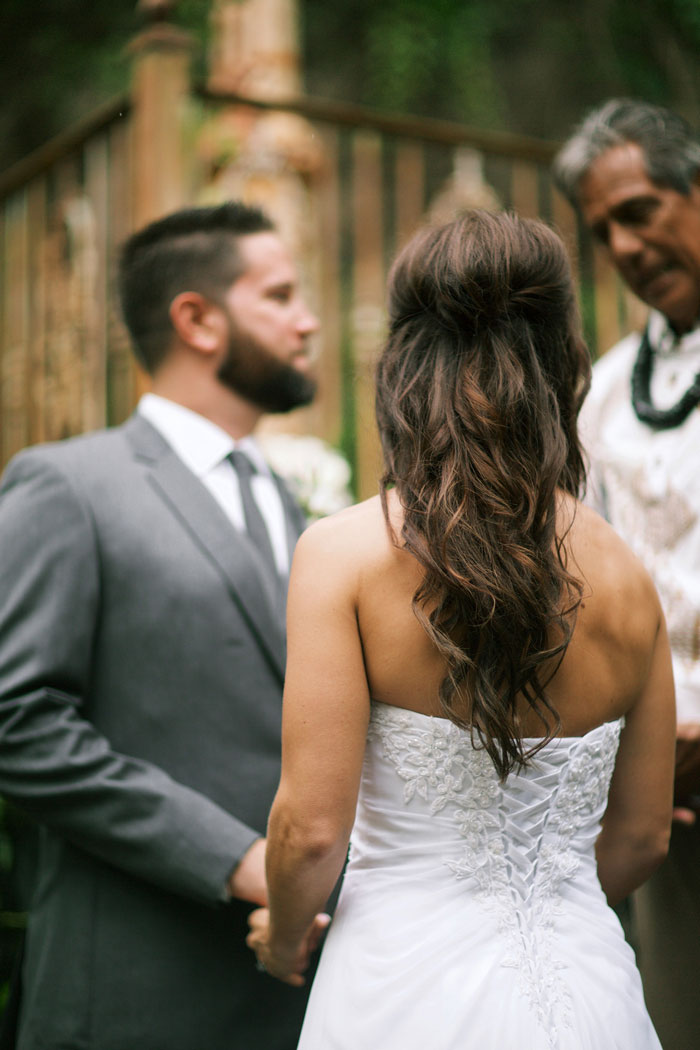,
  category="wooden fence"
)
[0,98,134,464]
[0,9,644,499]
